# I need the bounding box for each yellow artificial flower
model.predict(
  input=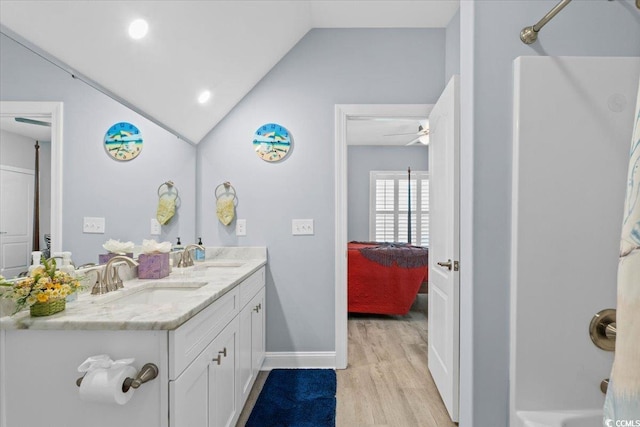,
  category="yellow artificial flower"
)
[36,293,48,303]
